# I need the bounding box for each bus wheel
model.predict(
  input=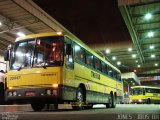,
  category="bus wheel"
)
[106,96,112,108]
[54,103,58,110]
[147,98,151,104]
[31,101,45,111]
[111,95,116,108]
[72,88,84,110]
